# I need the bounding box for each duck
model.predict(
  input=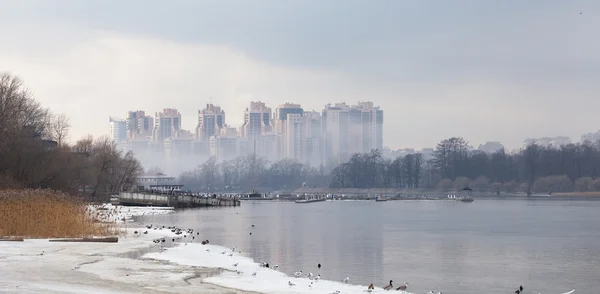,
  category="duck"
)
[383,280,393,290]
